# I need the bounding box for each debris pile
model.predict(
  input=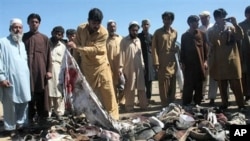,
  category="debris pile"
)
[8,103,247,141]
